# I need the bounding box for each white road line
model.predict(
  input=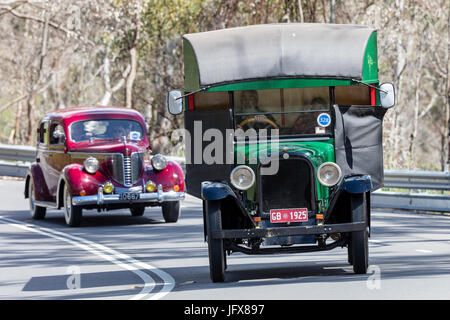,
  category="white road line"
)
[415,249,433,253]
[0,216,175,300]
